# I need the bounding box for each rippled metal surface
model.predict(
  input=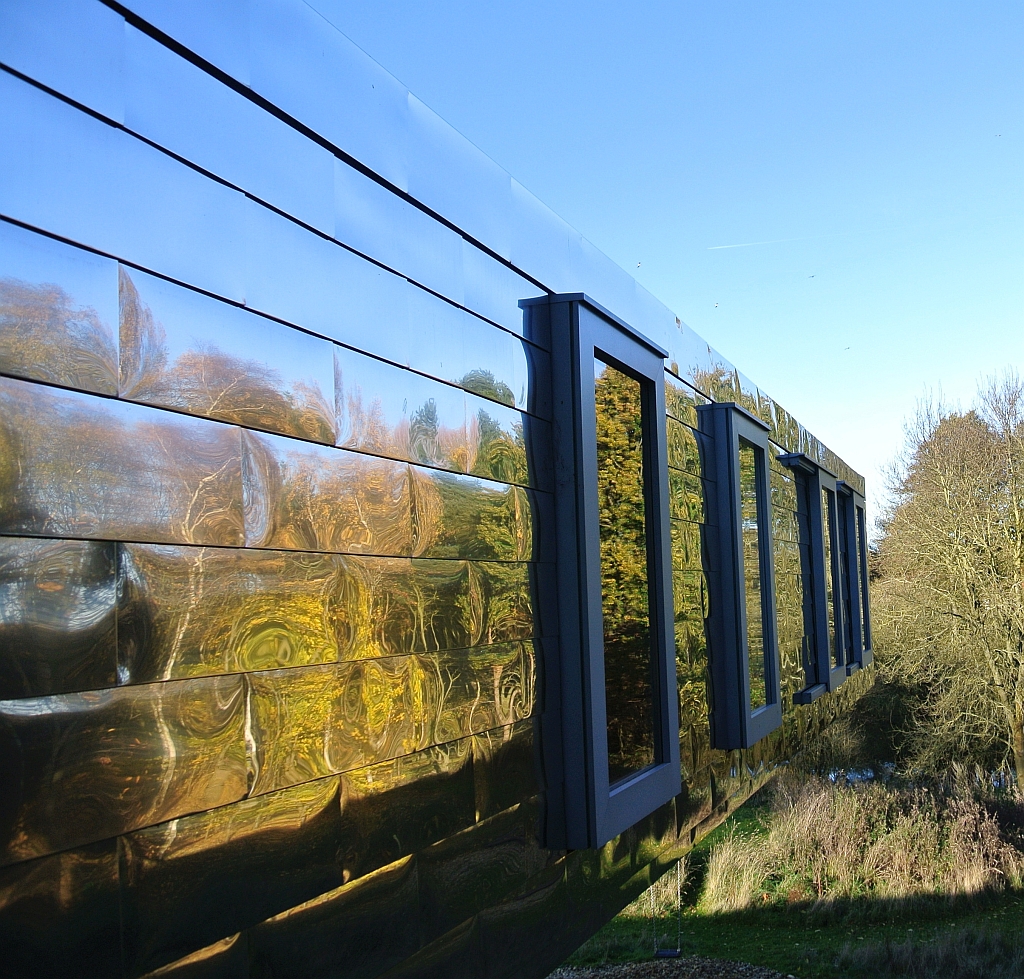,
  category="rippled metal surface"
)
[242,429,537,560]
[417,801,548,944]
[0,537,117,699]
[0,839,121,979]
[247,855,420,979]
[122,776,344,976]
[0,219,118,396]
[119,267,336,443]
[248,640,534,796]
[120,543,534,682]
[0,674,247,865]
[335,343,542,488]
[340,738,476,880]
[0,375,244,546]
